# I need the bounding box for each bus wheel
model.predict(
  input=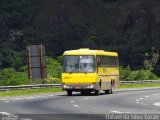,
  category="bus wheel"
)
[110,87,113,94]
[105,90,110,94]
[86,91,91,95]
[110,80,114,94]
[67,91,72,96]
[95,90,100,96]
[105,88,113,94]
[81,91,86,96]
